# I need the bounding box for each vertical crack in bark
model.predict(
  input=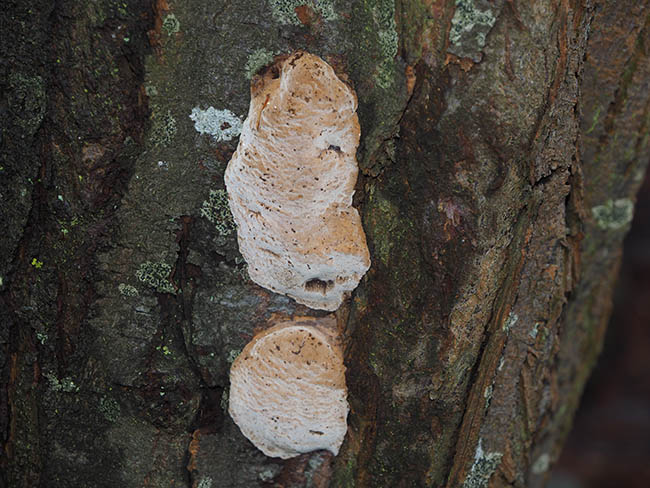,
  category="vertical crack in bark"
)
[597,13,650,162]
[445,201,534,487]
